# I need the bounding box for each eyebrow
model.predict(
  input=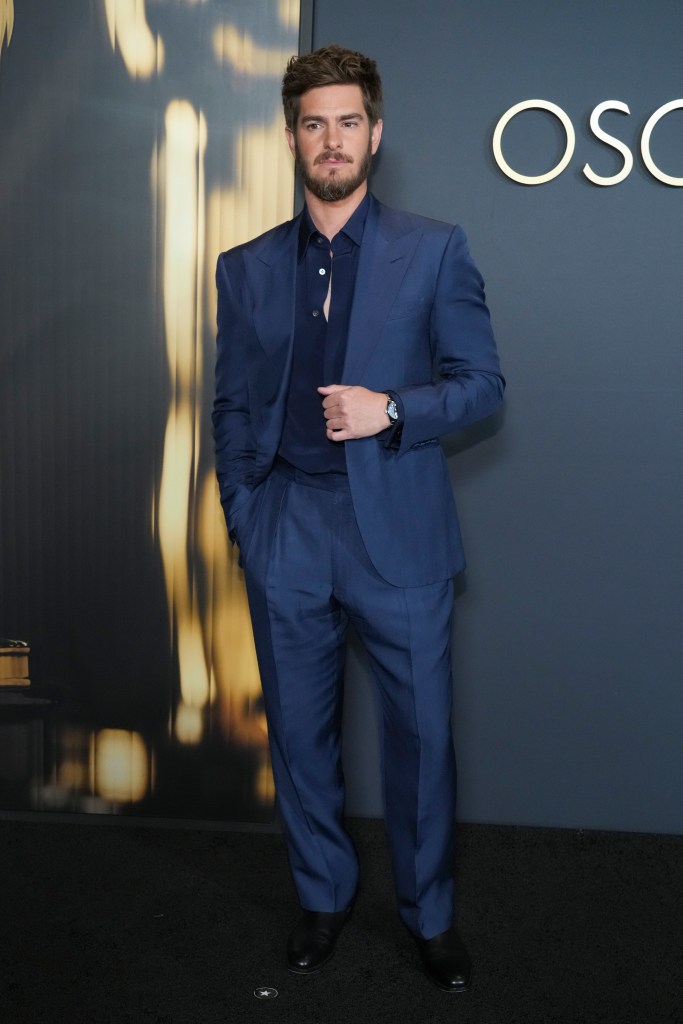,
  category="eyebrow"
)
[300,112,365,124]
